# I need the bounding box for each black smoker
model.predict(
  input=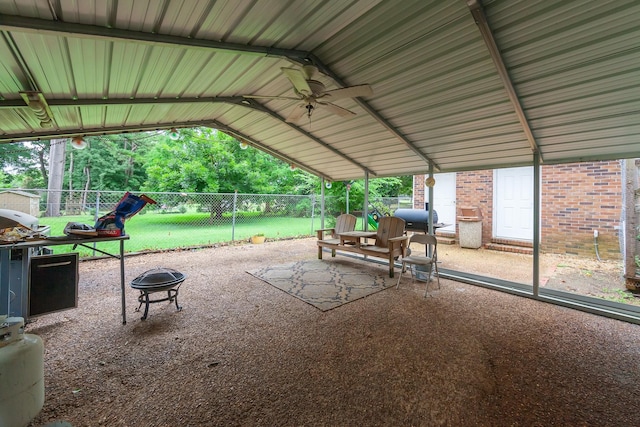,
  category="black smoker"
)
[393,208,438,233]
